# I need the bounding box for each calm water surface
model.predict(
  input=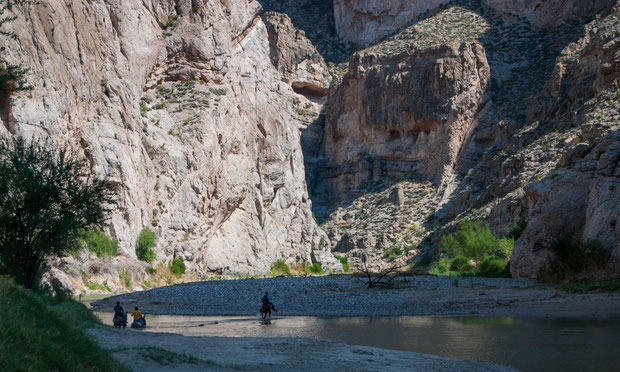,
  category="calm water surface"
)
[94,312,620,372]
